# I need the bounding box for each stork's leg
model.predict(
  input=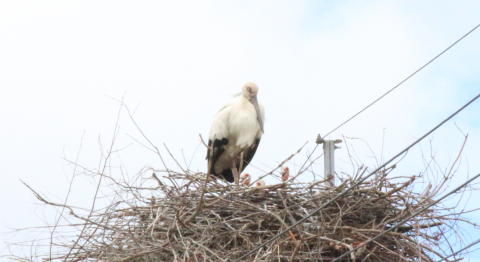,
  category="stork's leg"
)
[238,151,244,176]
[232,158,239,187]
